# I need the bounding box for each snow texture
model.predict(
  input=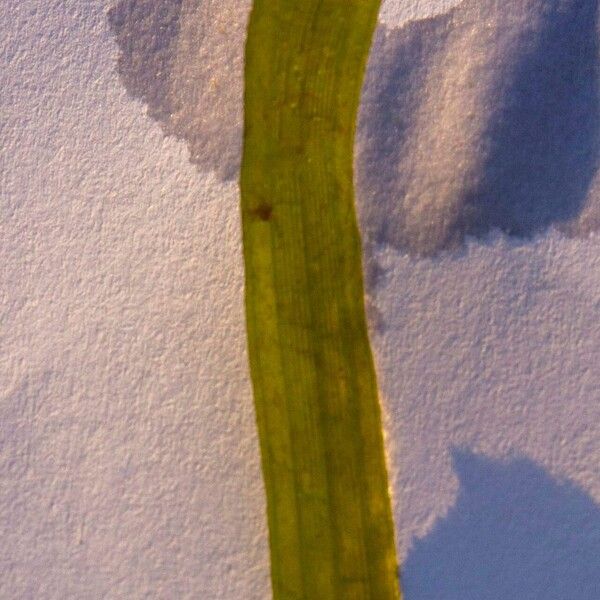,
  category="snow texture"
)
[1,2,266,598]
[107,0,250,181]
[358,0,600,255]
[2,0,600,598]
